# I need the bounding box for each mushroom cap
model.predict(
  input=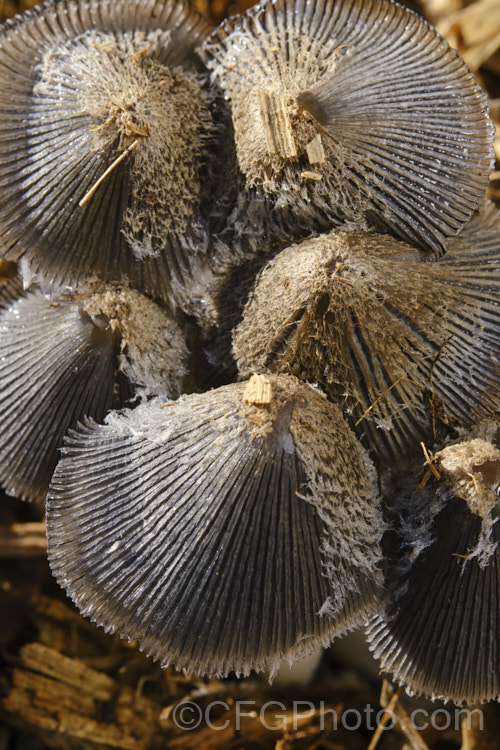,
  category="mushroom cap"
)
[47,374,384,677]
[200,0,494,255]
[366,432,500,704]
[0,283,187,502]
[78,286,189,396]
[233,215,500,463]
[0,0,218,304]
